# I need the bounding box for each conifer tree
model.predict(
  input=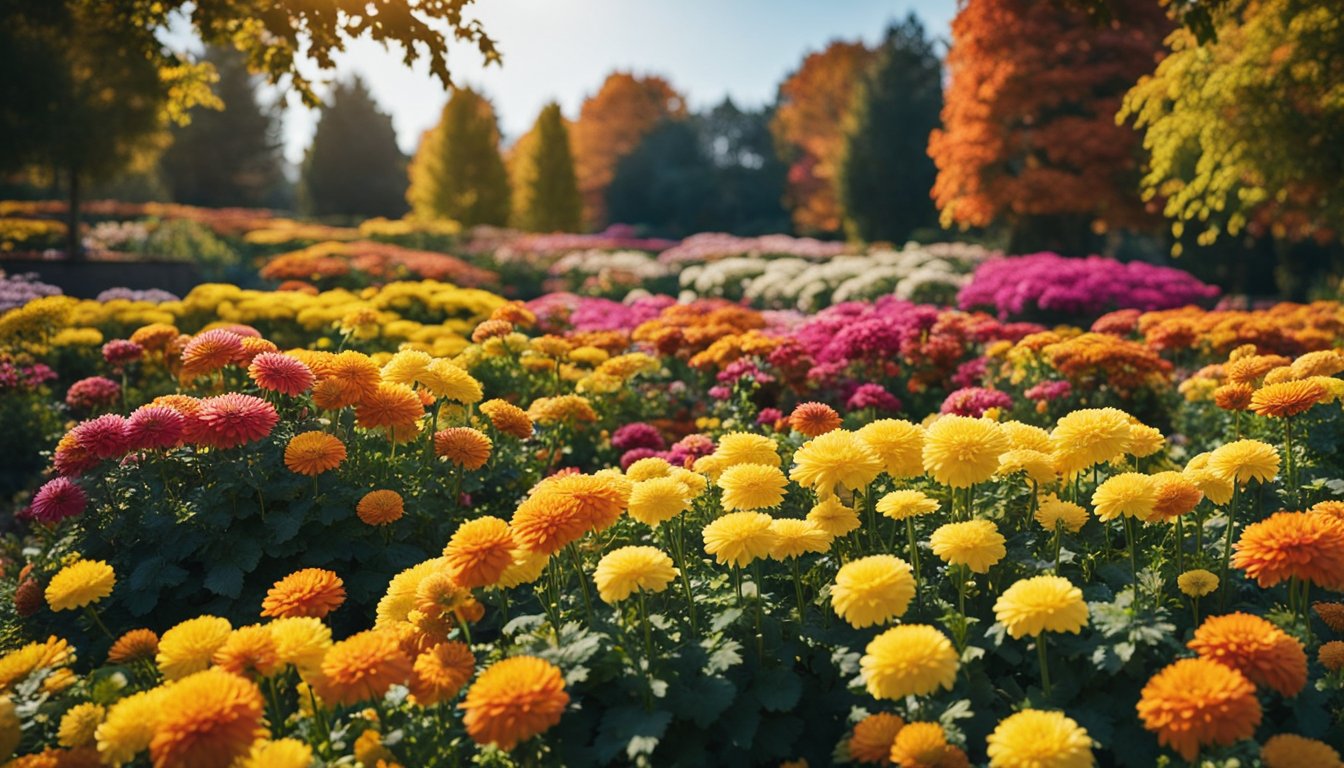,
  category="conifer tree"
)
[509,102,582,232]
[406,87,510,225]
[301,78,409,219]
